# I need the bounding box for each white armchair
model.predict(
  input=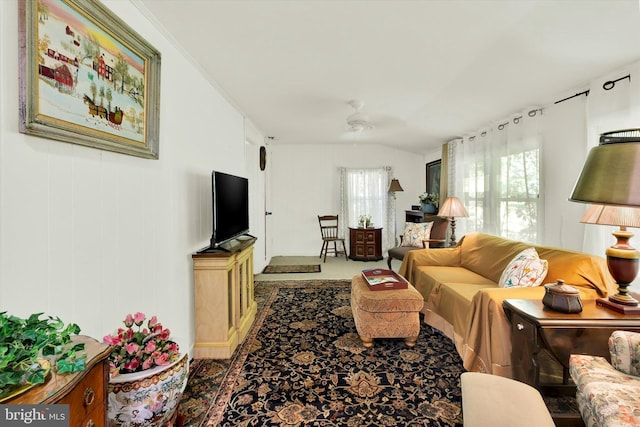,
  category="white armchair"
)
[461,372,554,427]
